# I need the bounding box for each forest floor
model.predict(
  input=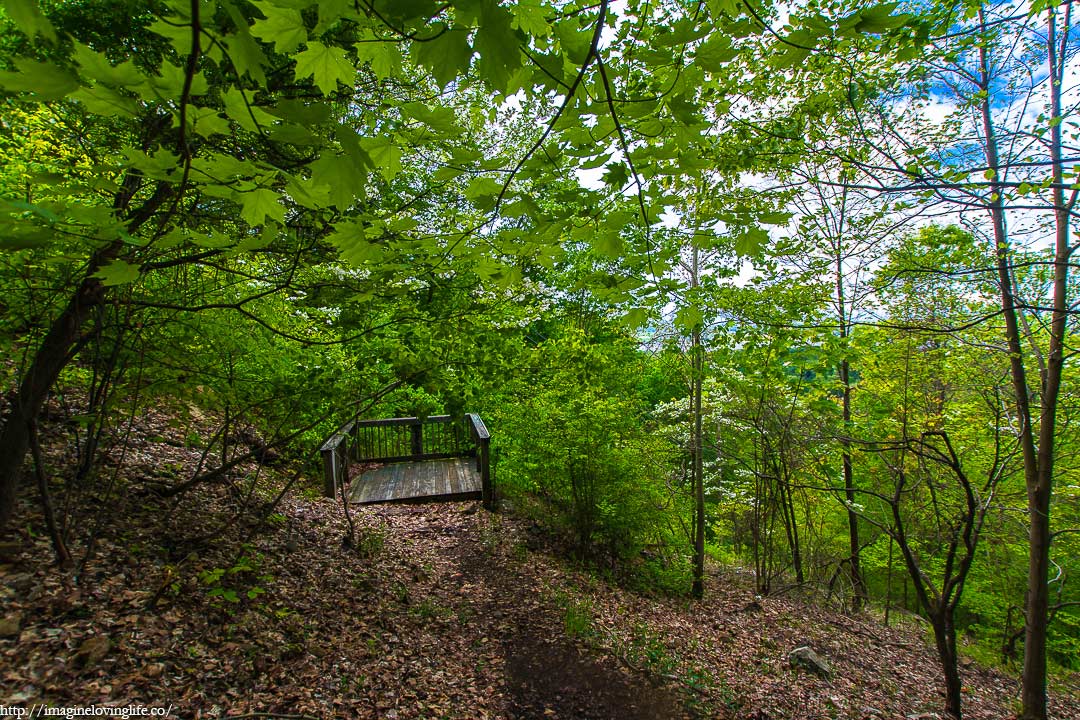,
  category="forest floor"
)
[1,407,1078,719]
